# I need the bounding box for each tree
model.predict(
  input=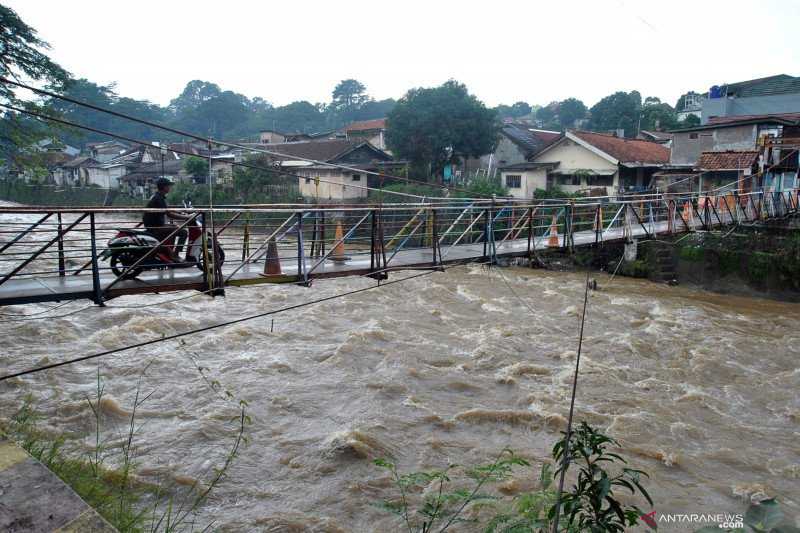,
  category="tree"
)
[183,156,208,181]
[168,80,222,116]
[682,114,701,127]
[330,79,369,126]
[386,80,499,180]
[536,102,559,127]
[0,4,70,168]
[557,97,587,130]
[640,97,679,131]
[494,101,531,119]
[588,90,642,137]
